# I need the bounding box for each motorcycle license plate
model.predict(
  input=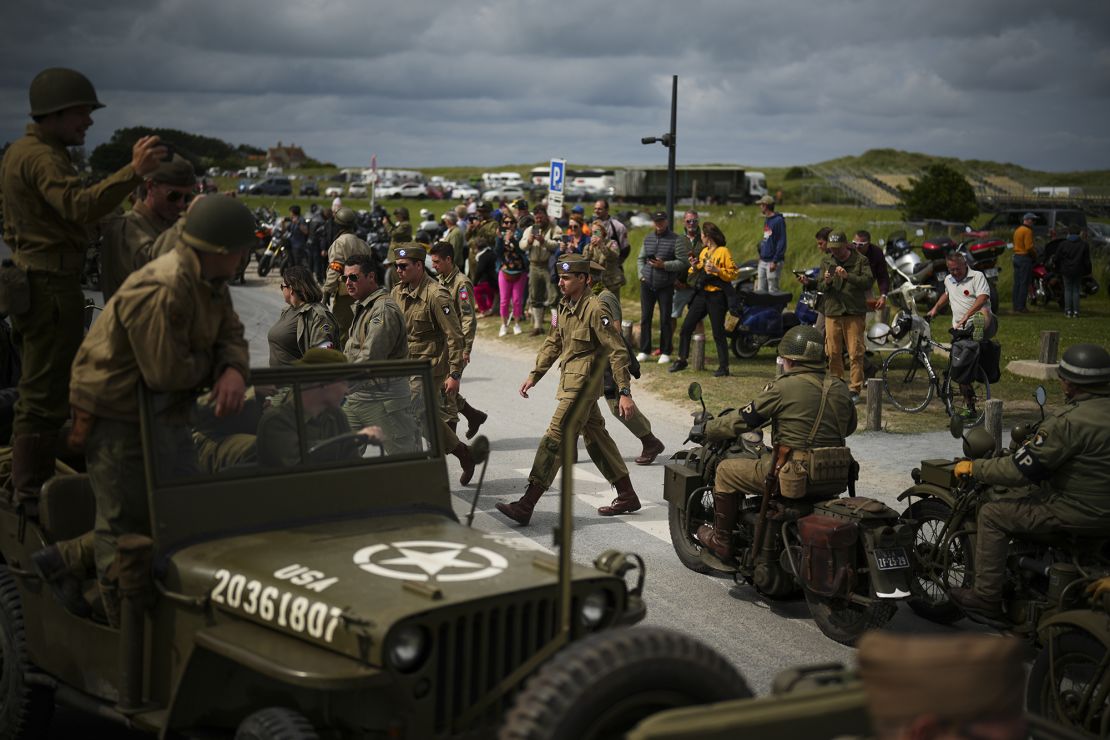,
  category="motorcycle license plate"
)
[983,267,999,278]
[874,548,910,570]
